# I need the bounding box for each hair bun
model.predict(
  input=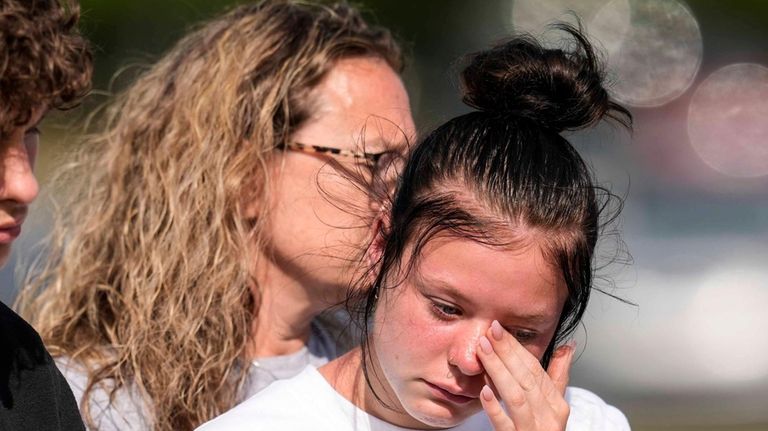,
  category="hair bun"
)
[460,23,630,133]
